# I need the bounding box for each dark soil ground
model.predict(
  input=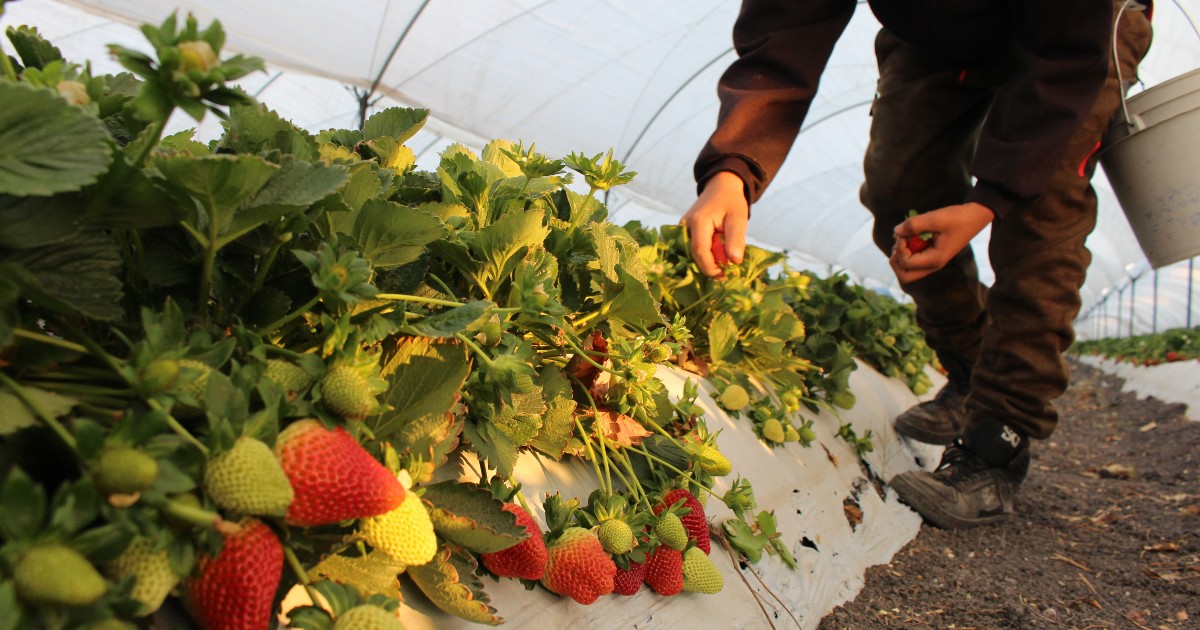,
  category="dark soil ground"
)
[819,357,1200,630]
